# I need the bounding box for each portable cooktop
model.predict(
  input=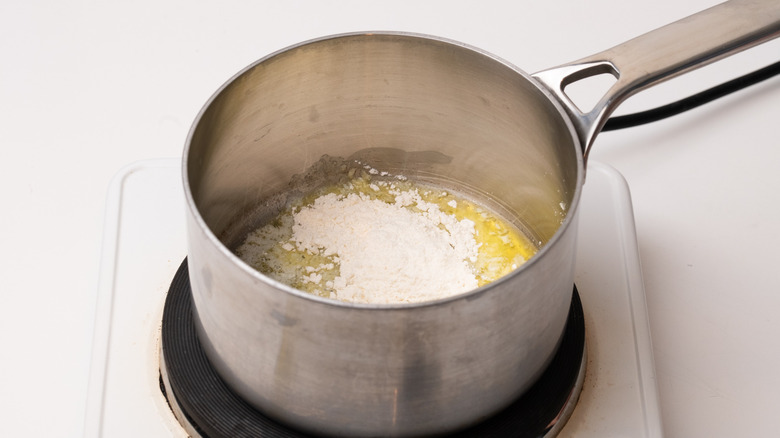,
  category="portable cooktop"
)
[84,158,663,437]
